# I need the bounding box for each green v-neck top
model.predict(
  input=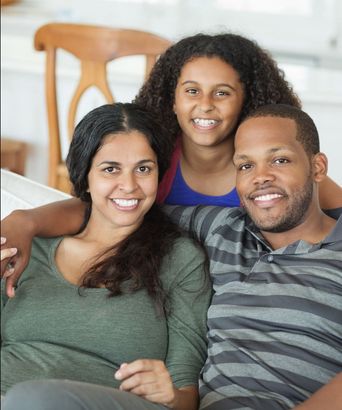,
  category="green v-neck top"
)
[1,236,211,395]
